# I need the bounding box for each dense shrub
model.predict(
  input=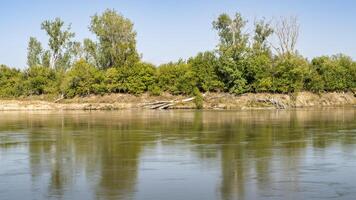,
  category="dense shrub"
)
[104,62,156,94]
[188,51,224,92]
[61,60,105,97]
[311,55,356,92]
[0,65,24,97]
[157,62,196,95]
[245,53,273,92]
[271,55,309,93]
[193,87,203,109]
[24,65,57,95]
